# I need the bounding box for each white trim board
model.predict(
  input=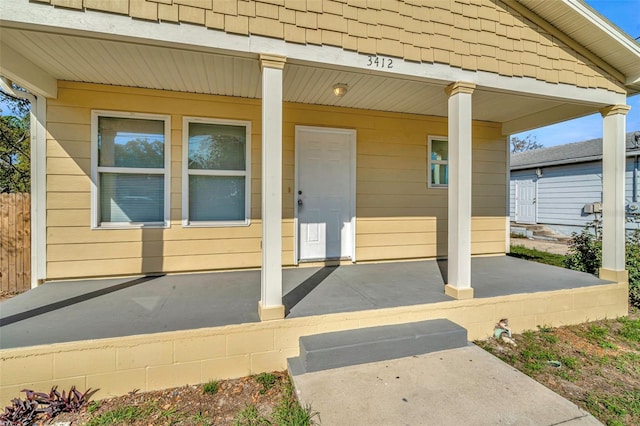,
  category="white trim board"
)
[181,116,252,228]
[90,110,172,229]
